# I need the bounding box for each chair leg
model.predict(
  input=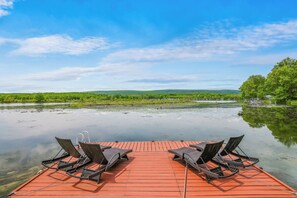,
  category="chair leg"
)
[97,173,102,184]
